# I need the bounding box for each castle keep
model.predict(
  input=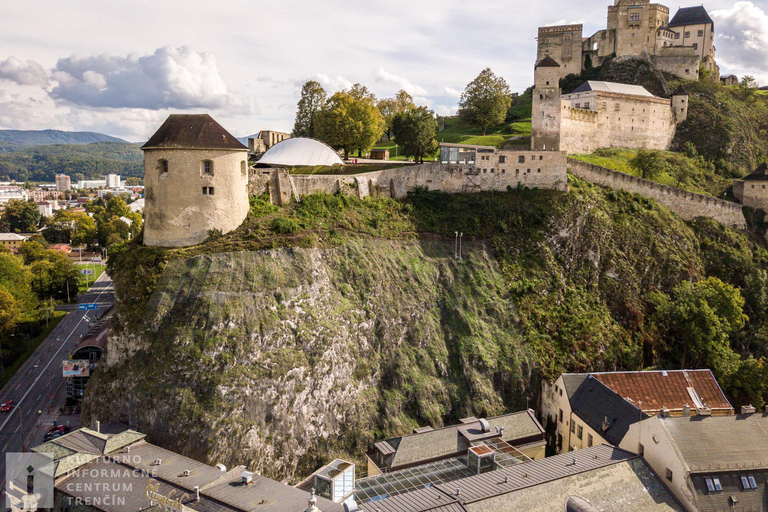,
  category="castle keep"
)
[537,1,718,81]
[531,58,688,153]
[142,114,250,247]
